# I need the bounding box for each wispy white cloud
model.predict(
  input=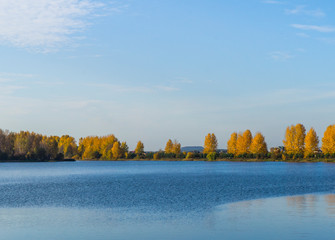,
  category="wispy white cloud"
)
[87,83,180,93]
[0,0,118,51]
[285,6,325,17]
[0,85,26,95]
[156,86,180,92]
[269,51,294,61]
[0,72,35,78]
[262,0,283,4]
[0,72,35,95]
[291,24,335,33]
